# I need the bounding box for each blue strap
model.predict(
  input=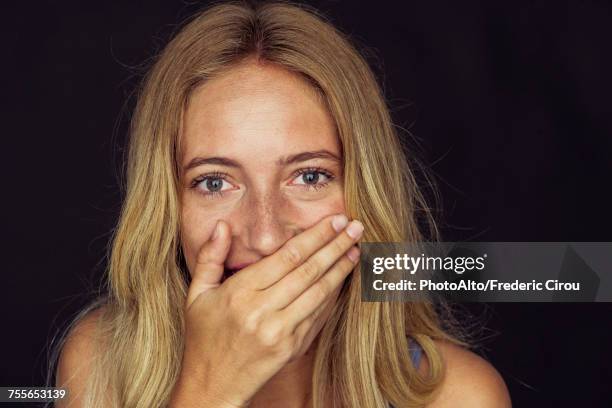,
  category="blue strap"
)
[409,338,423,368]
[388,339,423,408]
